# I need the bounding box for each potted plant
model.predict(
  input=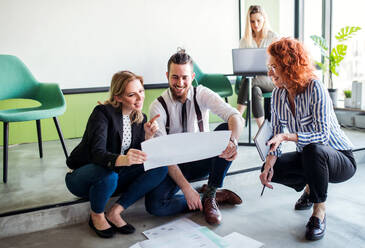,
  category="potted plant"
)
[310,26,361,106]
[343,90,352,108]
